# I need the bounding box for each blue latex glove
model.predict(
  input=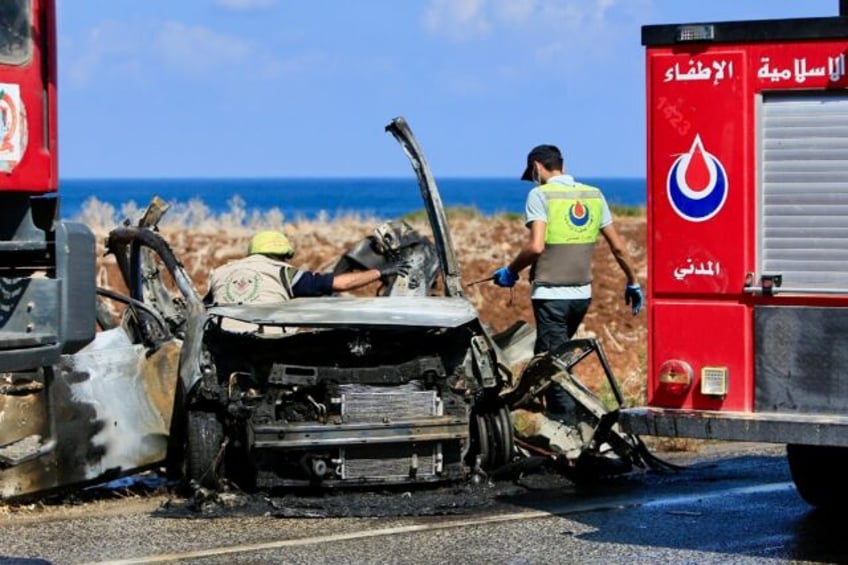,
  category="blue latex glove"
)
[625,283,644,315]
[493,266,518,288]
